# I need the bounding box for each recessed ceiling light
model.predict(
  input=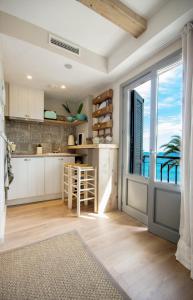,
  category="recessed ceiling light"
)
[26,75,32,80]
[61,85,66,89]
[64,64,72,70]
